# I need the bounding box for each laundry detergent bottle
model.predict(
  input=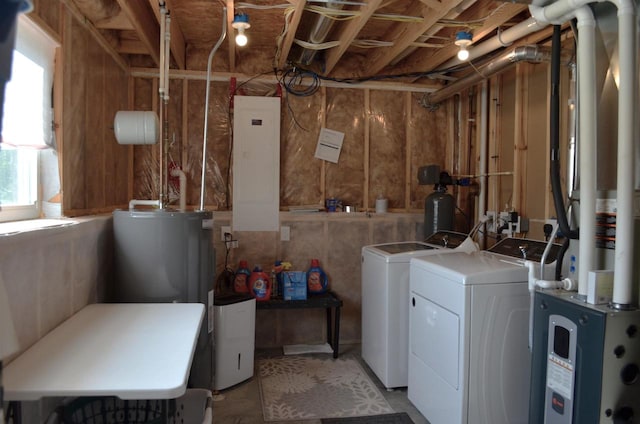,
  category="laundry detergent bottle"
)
[233,260,251,293]
[249,265,271,301]
[306,259,328,294]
